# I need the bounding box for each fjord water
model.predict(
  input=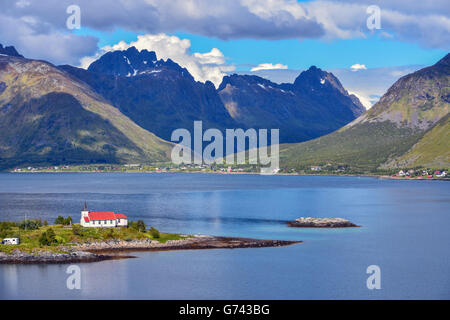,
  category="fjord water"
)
[0,173,449,299]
